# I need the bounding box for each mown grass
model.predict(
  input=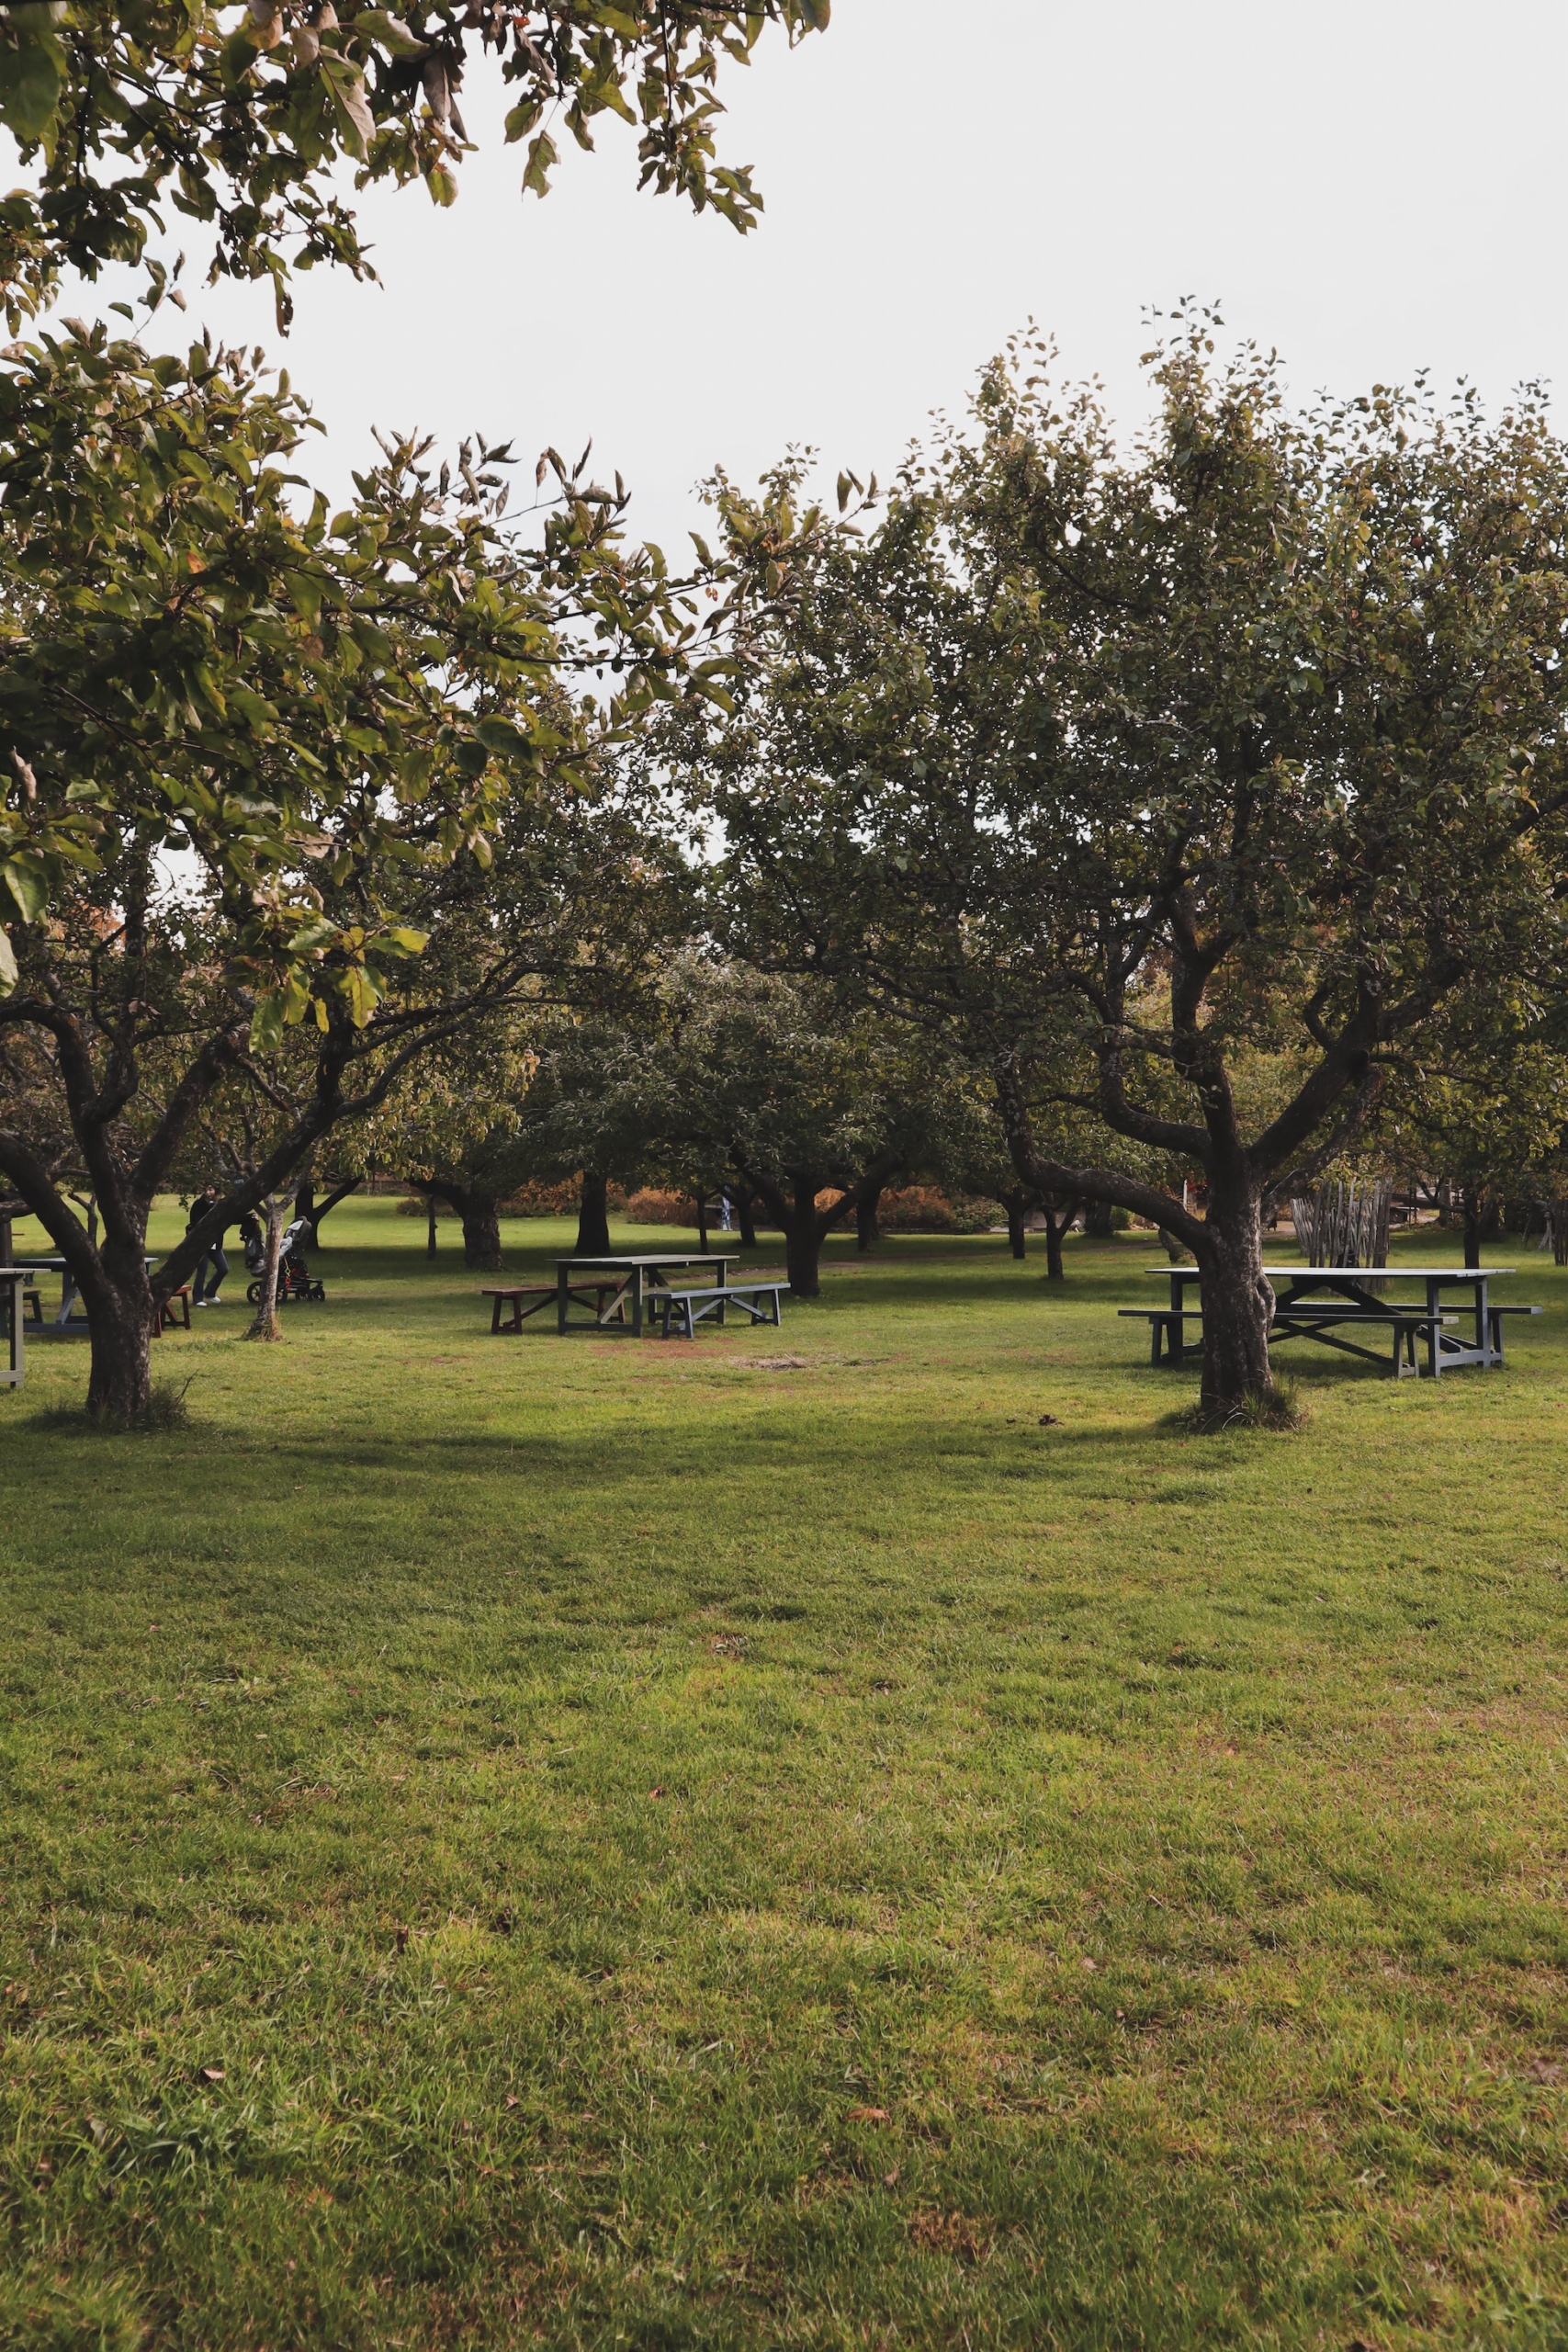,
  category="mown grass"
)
[1,1203,1564,2350]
